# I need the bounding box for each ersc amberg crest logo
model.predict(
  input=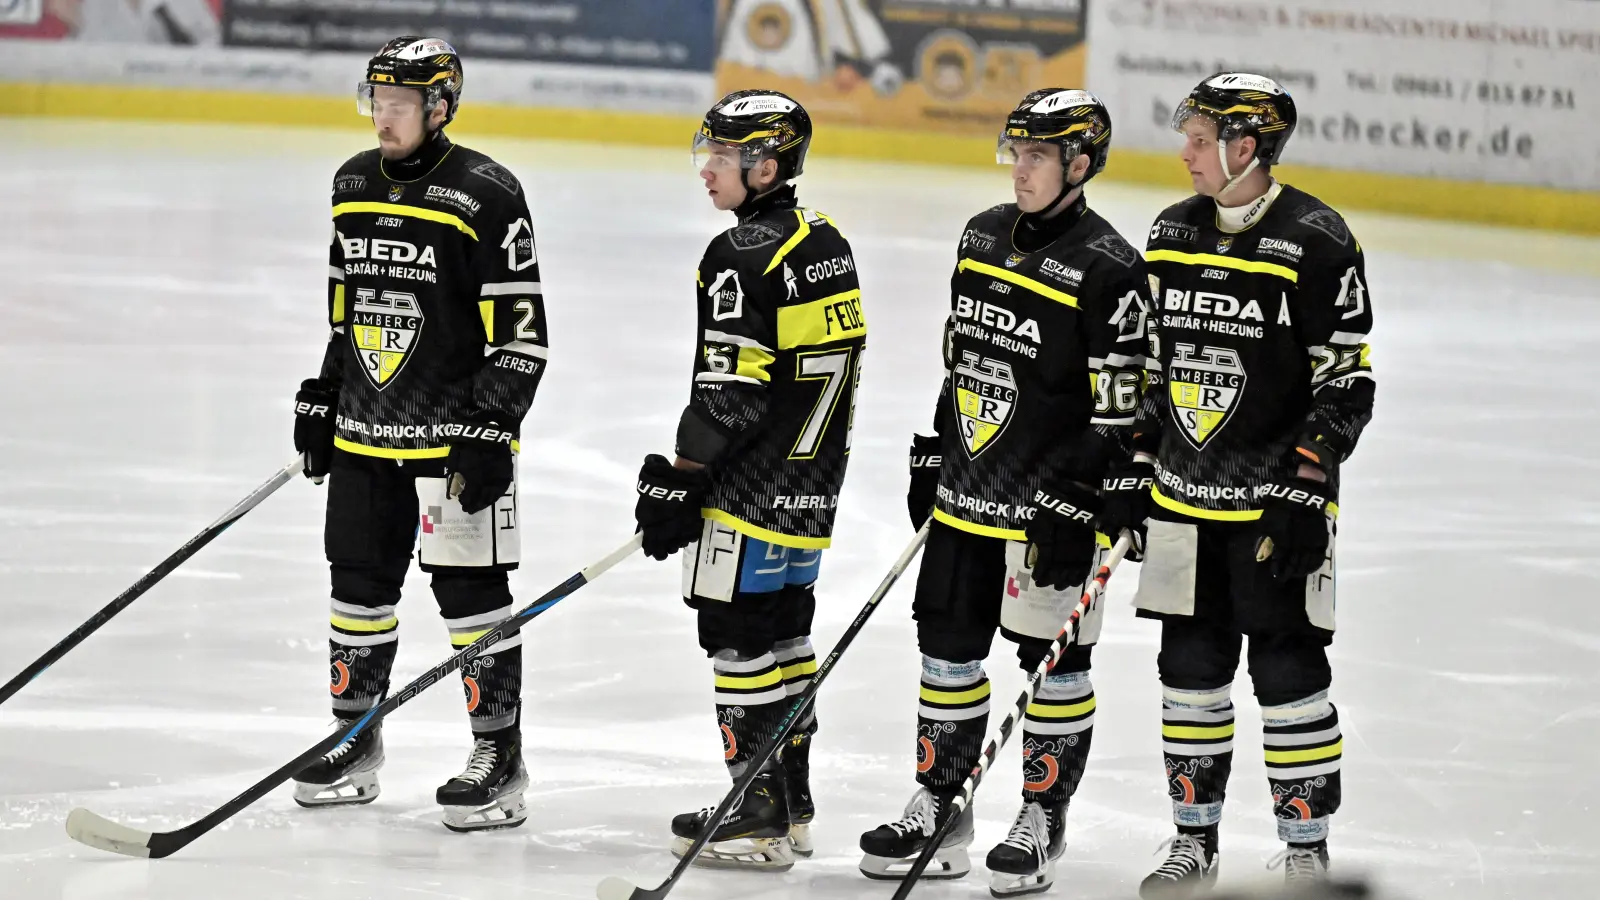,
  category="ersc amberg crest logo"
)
[953,350,1018,458]
[1168,343,1246,448]
[351,288,424,389]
